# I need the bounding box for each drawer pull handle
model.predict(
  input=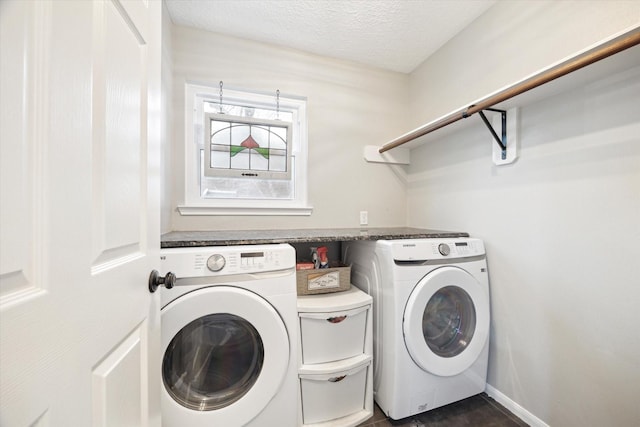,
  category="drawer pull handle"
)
[326,315,347,324]
[328,375,347,383]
